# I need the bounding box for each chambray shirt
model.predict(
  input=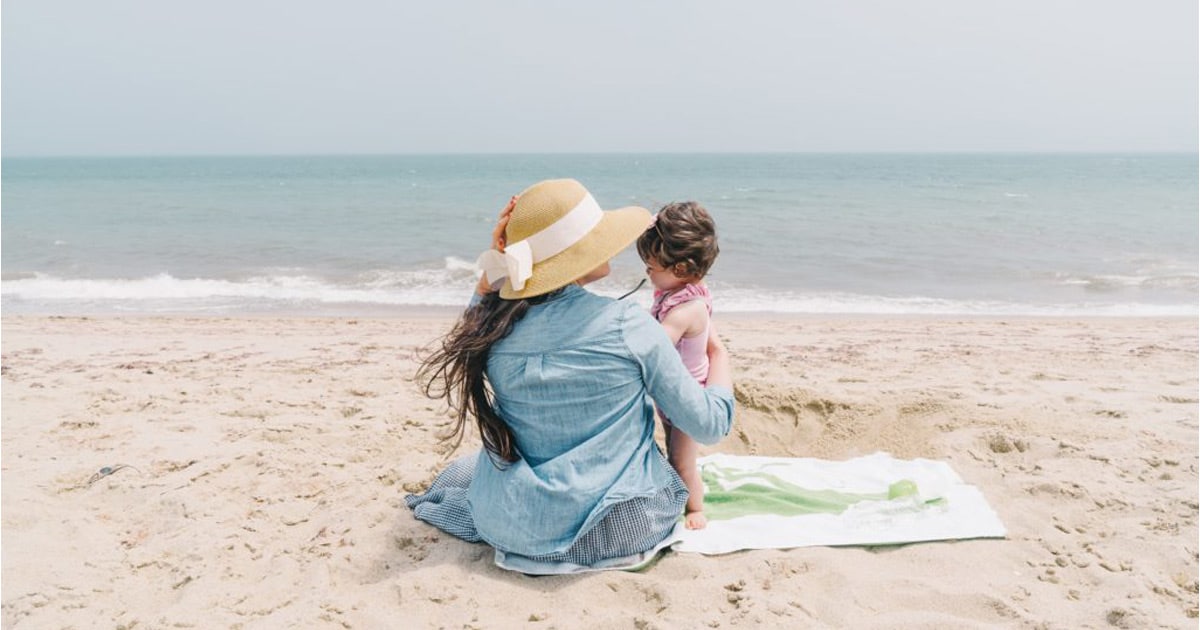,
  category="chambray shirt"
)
[467,284,735,556]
